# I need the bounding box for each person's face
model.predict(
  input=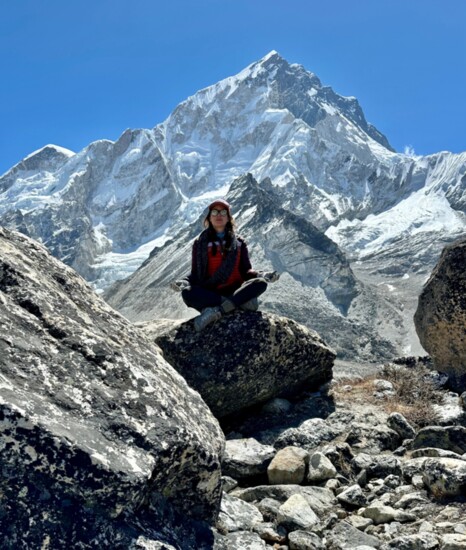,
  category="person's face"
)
[209,206,229,232]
